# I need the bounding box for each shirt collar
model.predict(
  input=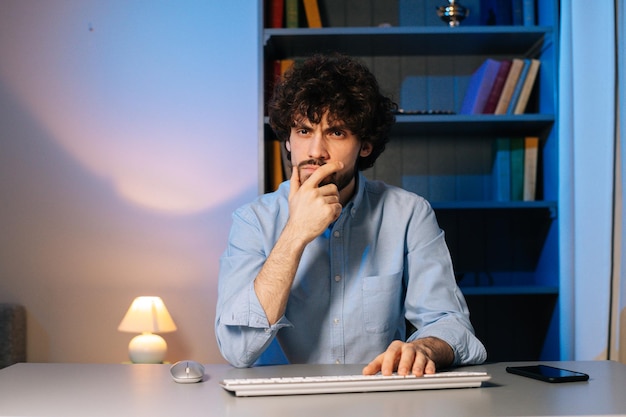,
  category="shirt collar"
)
[344,171,366,218]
